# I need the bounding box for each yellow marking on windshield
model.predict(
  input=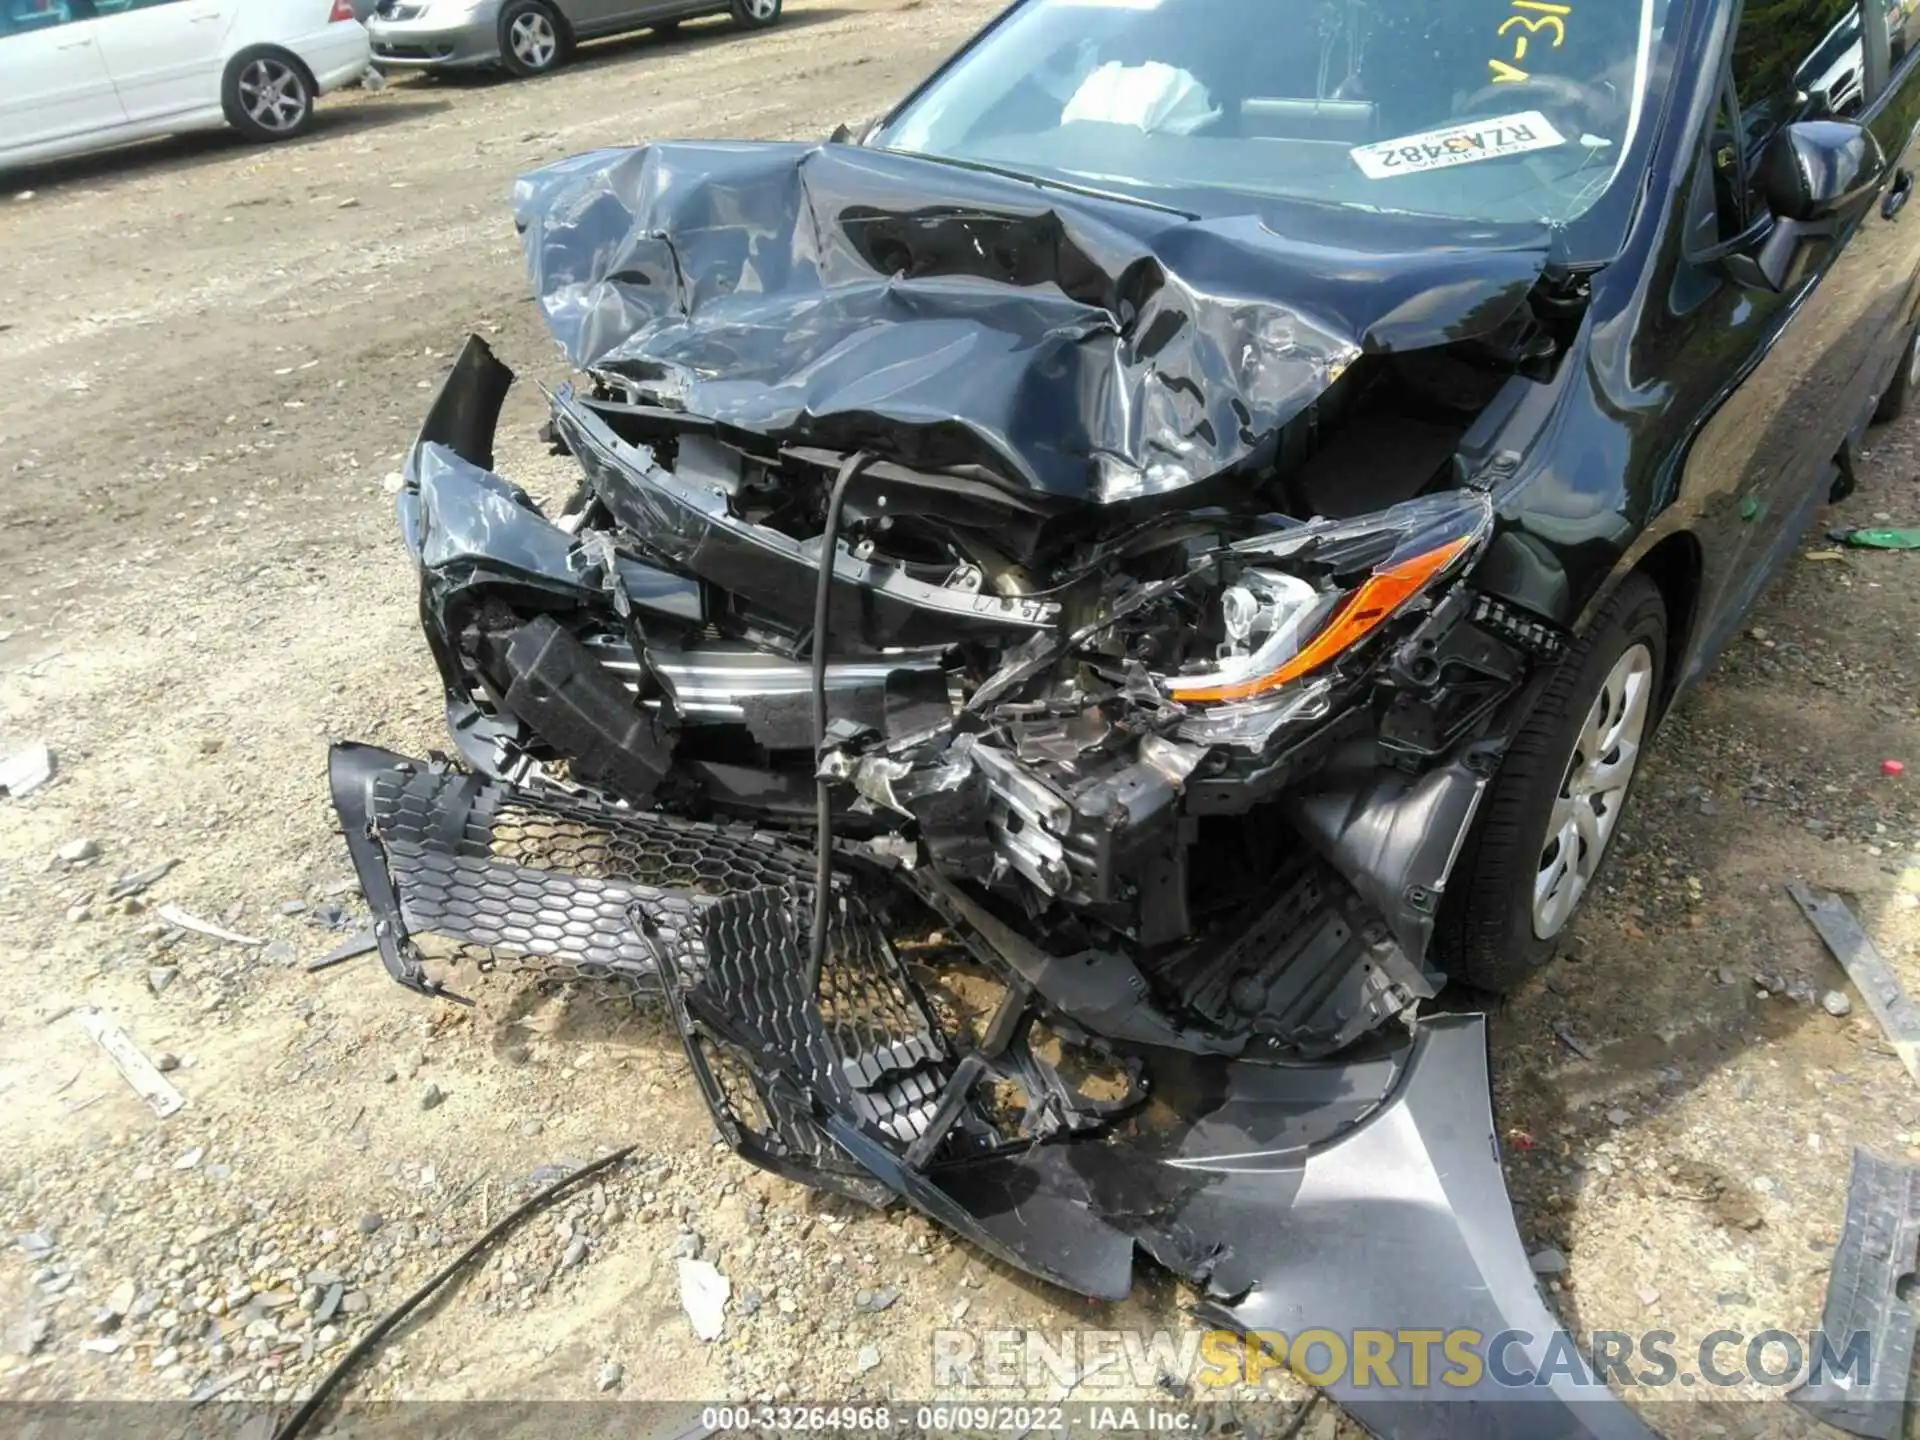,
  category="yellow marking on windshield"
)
[1490,0,1571,84]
